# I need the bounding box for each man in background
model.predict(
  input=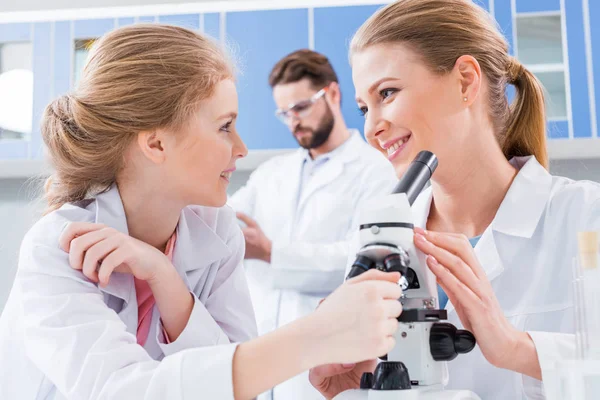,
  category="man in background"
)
[228,49,396,400]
